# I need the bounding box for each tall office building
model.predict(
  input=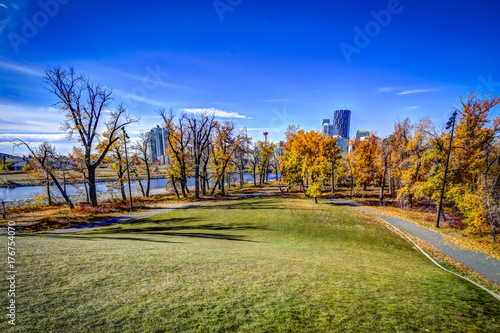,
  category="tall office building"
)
[356,130,370,141]
[332,135,348,154]
[147,125,168,163]
[322,119,331,136]
[332,109,351,140]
